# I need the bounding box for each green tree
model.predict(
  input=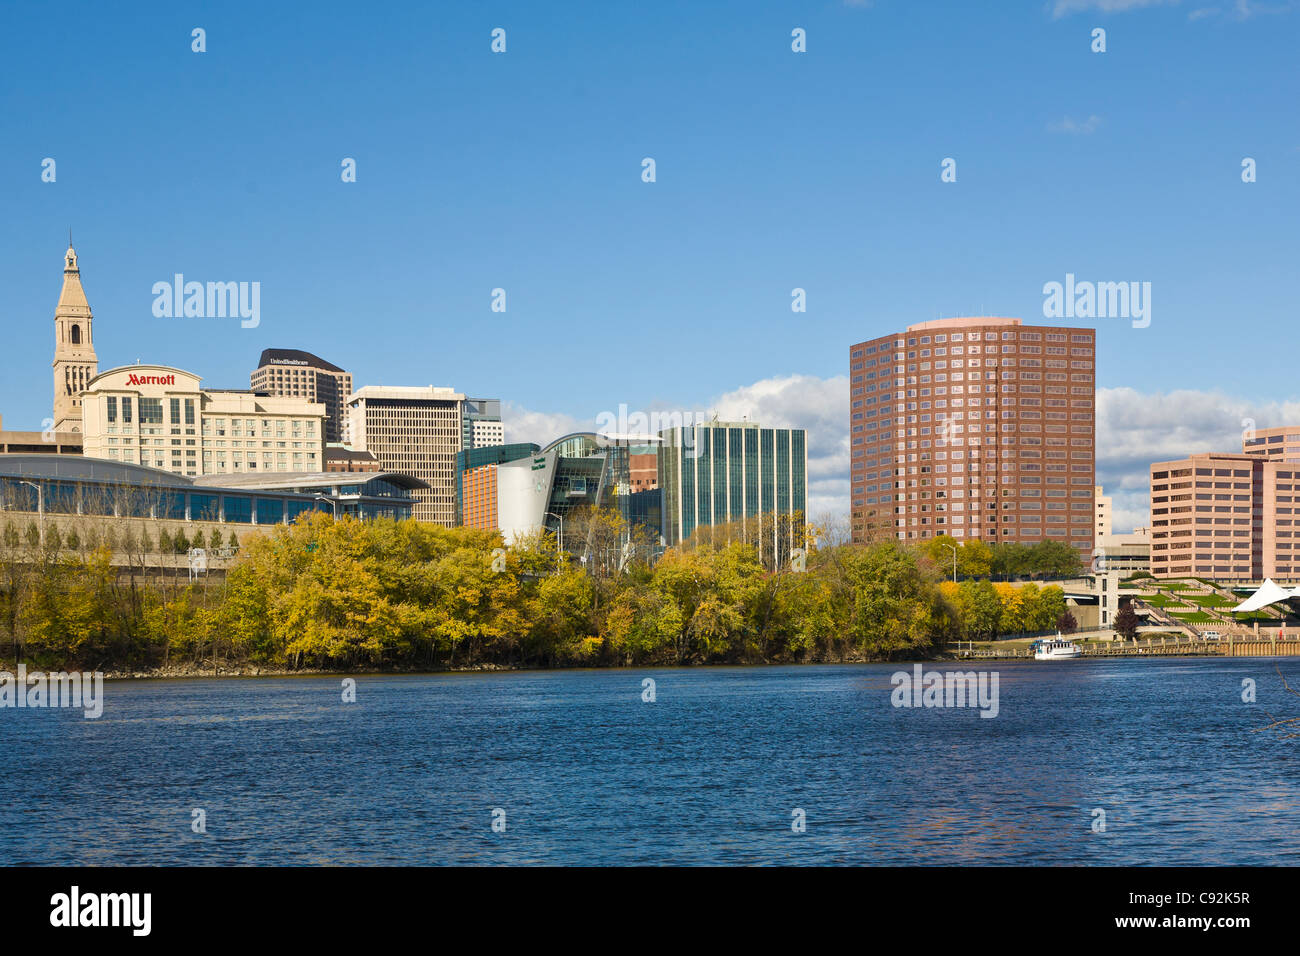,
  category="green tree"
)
[959,579,1003,640]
